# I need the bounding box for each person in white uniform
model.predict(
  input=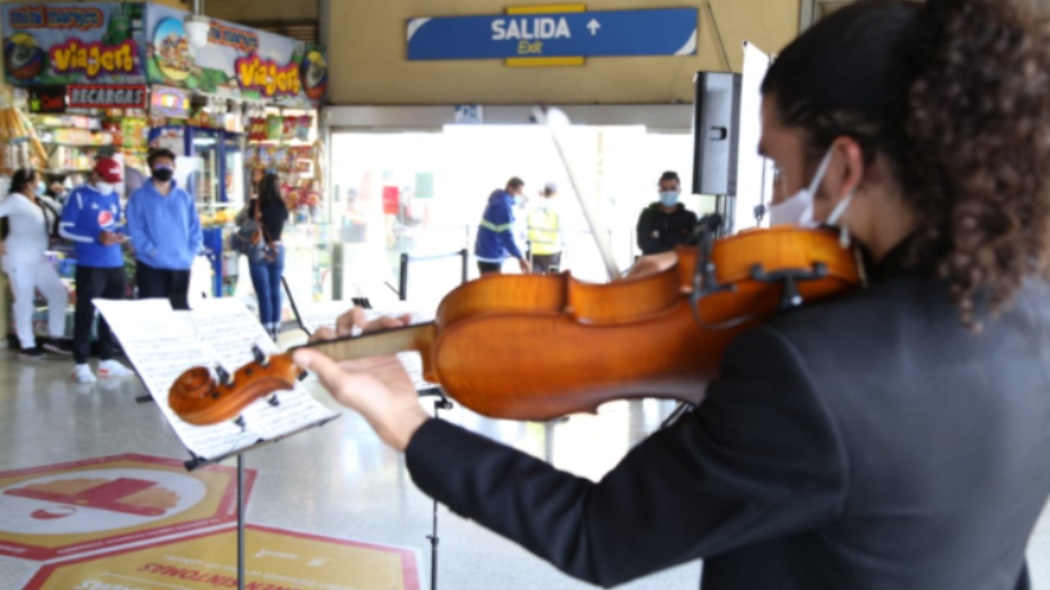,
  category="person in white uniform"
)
[0,168,72,359]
